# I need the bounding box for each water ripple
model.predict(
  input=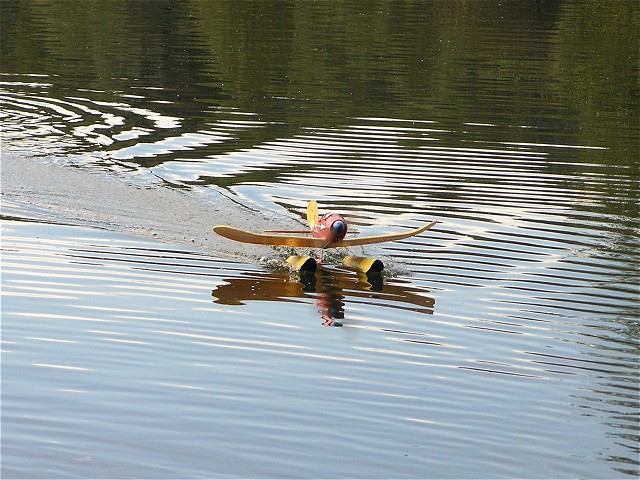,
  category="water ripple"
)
[1,77,638,478]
